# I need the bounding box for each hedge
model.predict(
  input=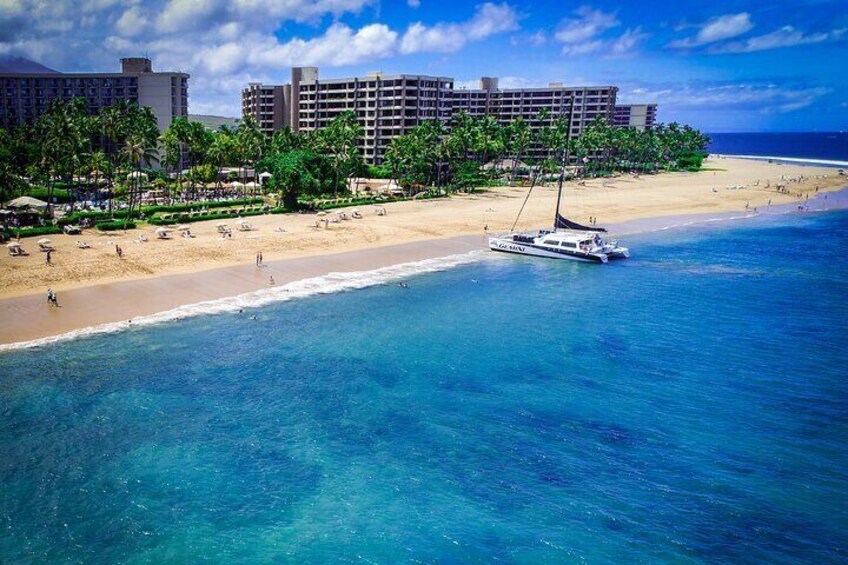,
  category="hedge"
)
[140,197,264,215]
[96,220,136,231]
[24,186,72,204]
[2,225,64,239]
